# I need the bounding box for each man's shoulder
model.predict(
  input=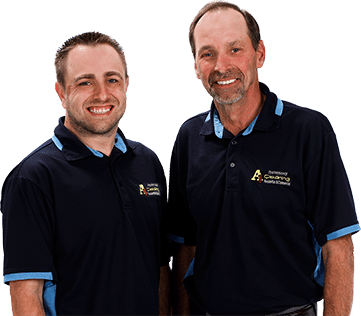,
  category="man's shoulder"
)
[177,111,209,135]
[126,139,163,166]
[282,100,333,133]
[127,139,157,156]
[5,138,58,180]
